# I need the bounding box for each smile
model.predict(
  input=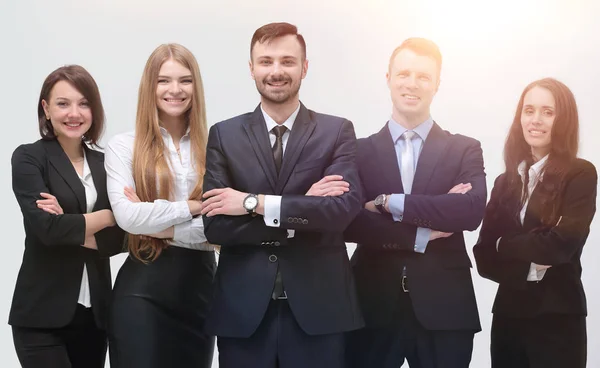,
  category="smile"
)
[402,94,420,100]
